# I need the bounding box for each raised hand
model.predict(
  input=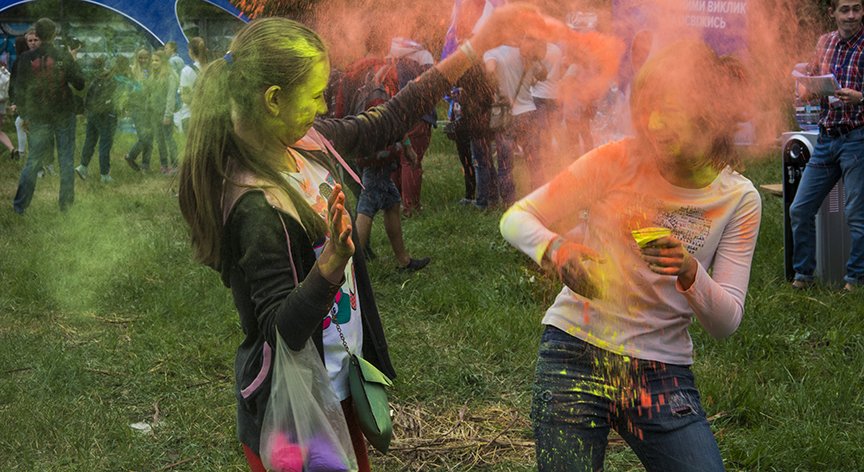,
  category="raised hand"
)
[470,2,570,53]
[318,183,354,284]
